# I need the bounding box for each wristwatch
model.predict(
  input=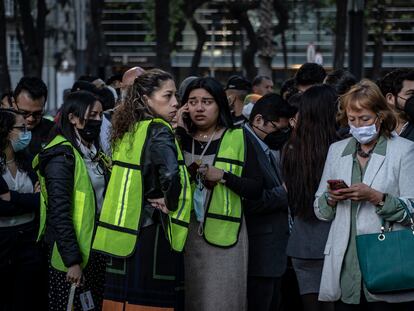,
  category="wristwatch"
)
[376,193,387,207]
